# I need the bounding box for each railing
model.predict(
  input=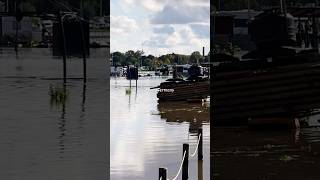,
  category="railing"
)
[159,128,203,180]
